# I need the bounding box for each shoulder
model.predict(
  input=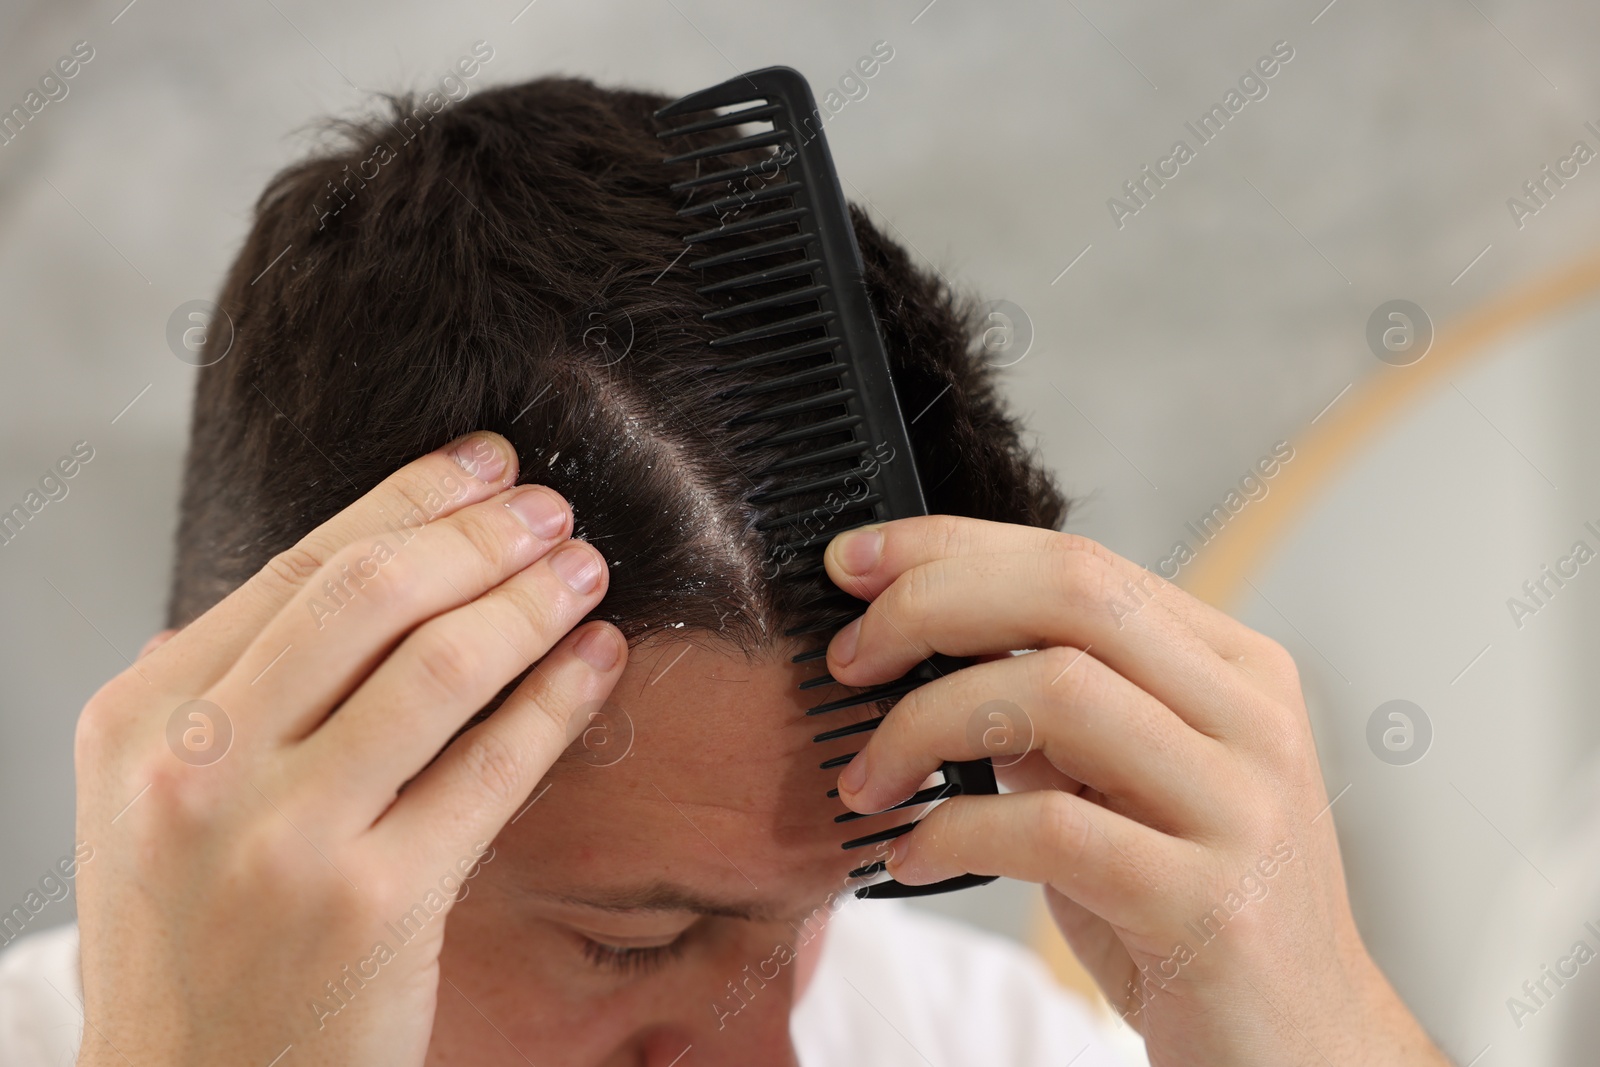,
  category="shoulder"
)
[0,922,83,1066]
[791,897,1143,1067]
